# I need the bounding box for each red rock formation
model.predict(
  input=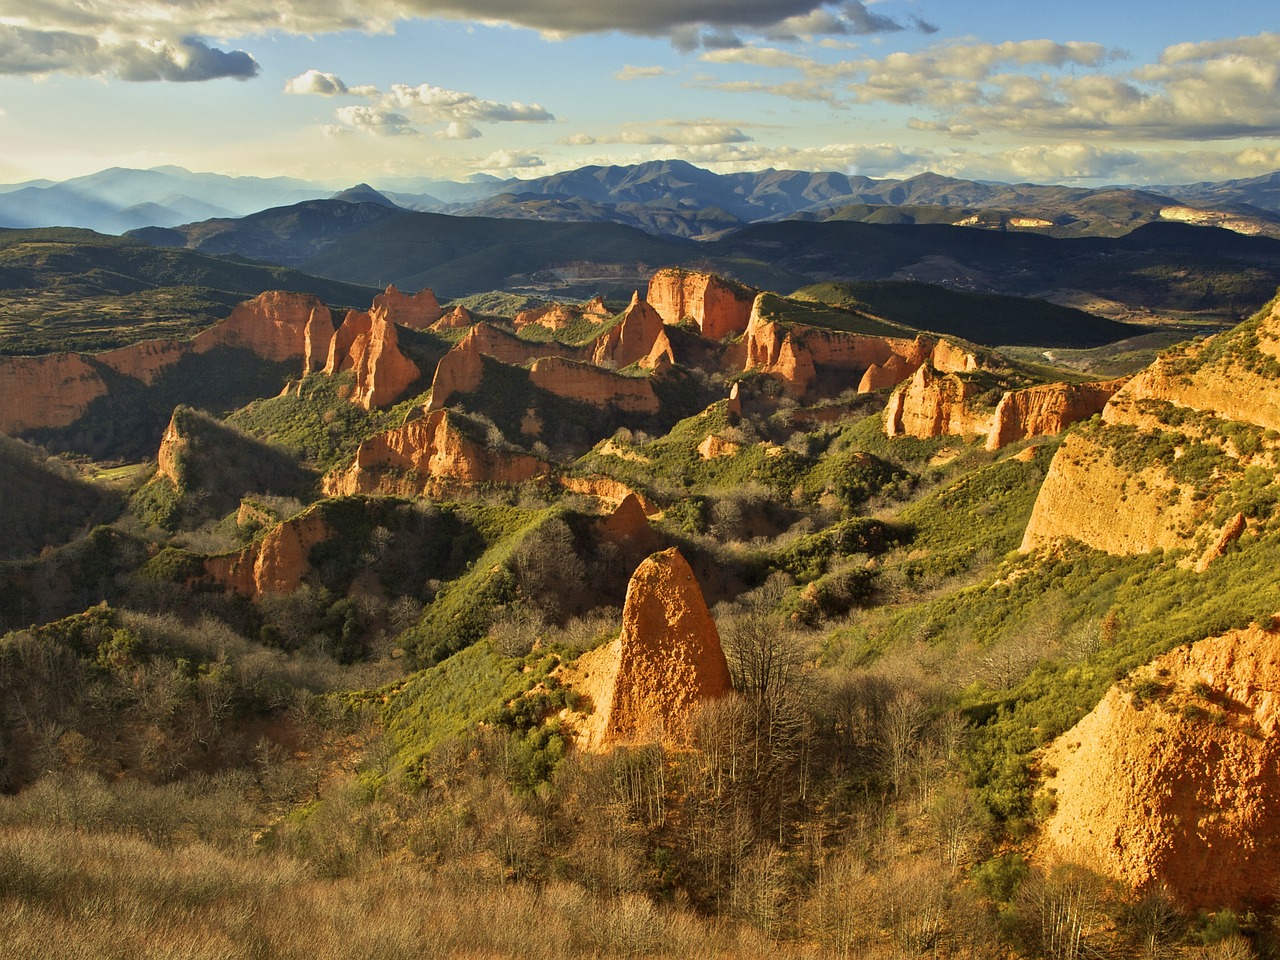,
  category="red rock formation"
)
[322,409,548,496]
[1195,512,1248,573]
[98,339,187,385]
[528,357,659,414]
[0,291,331,436]
[857,353,916,393]
[430,304,473,331]
[324,309,420,409]
[563,548,732,750]
[647,268,755,340]
[193,291,331,363]
[599,493,659,551]
[885,364,991,439]
[560,475,660,515]
[372,284,443,330]
[726,382,742,418]
[204,510,332,597]
[1041,618,1280,909]
[514,296,610,333]
[591,292,674,370]
[426,329,486,412]
[697,434,740,459]
[155,411,186,485]
[985,378,1127,451]
[0,353,109,434]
